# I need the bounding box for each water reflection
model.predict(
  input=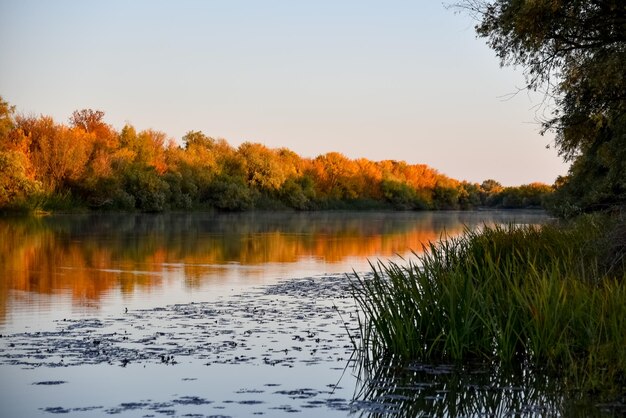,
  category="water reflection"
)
[352,358,609,417]
[0,211,548,324]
